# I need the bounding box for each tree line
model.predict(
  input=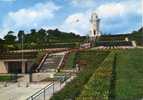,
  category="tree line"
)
[0,28,86,52]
